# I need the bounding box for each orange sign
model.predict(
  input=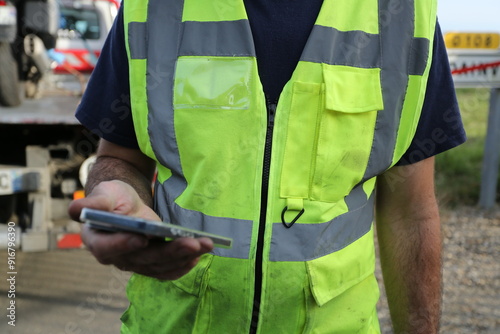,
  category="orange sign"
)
[445,32,500,49]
